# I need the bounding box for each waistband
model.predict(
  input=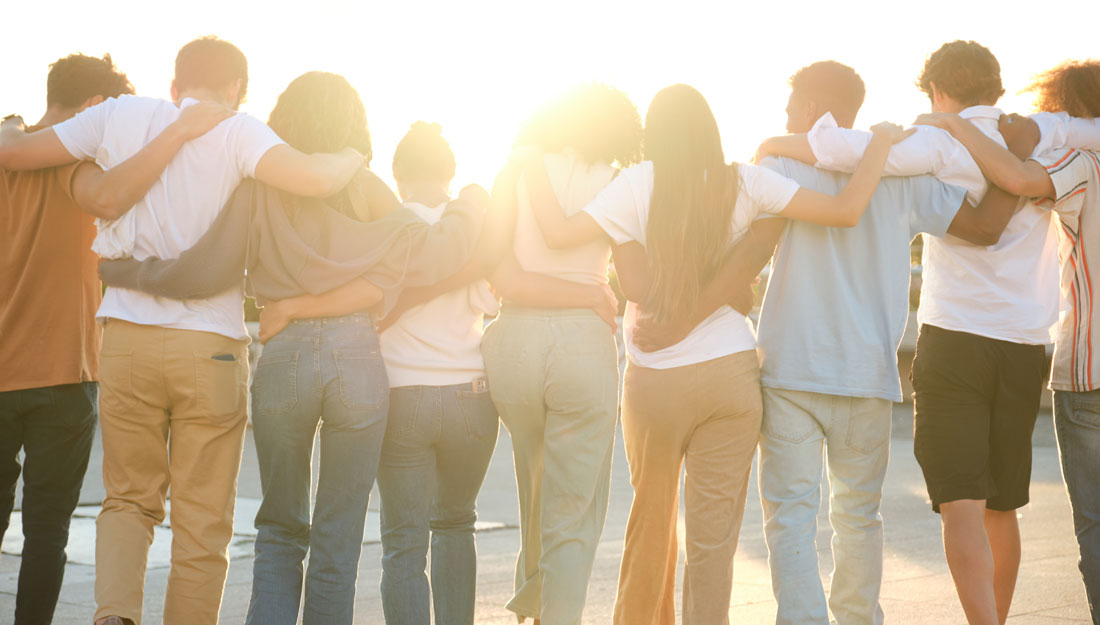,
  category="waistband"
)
[498,303,603,320]
[287,312,375,328]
